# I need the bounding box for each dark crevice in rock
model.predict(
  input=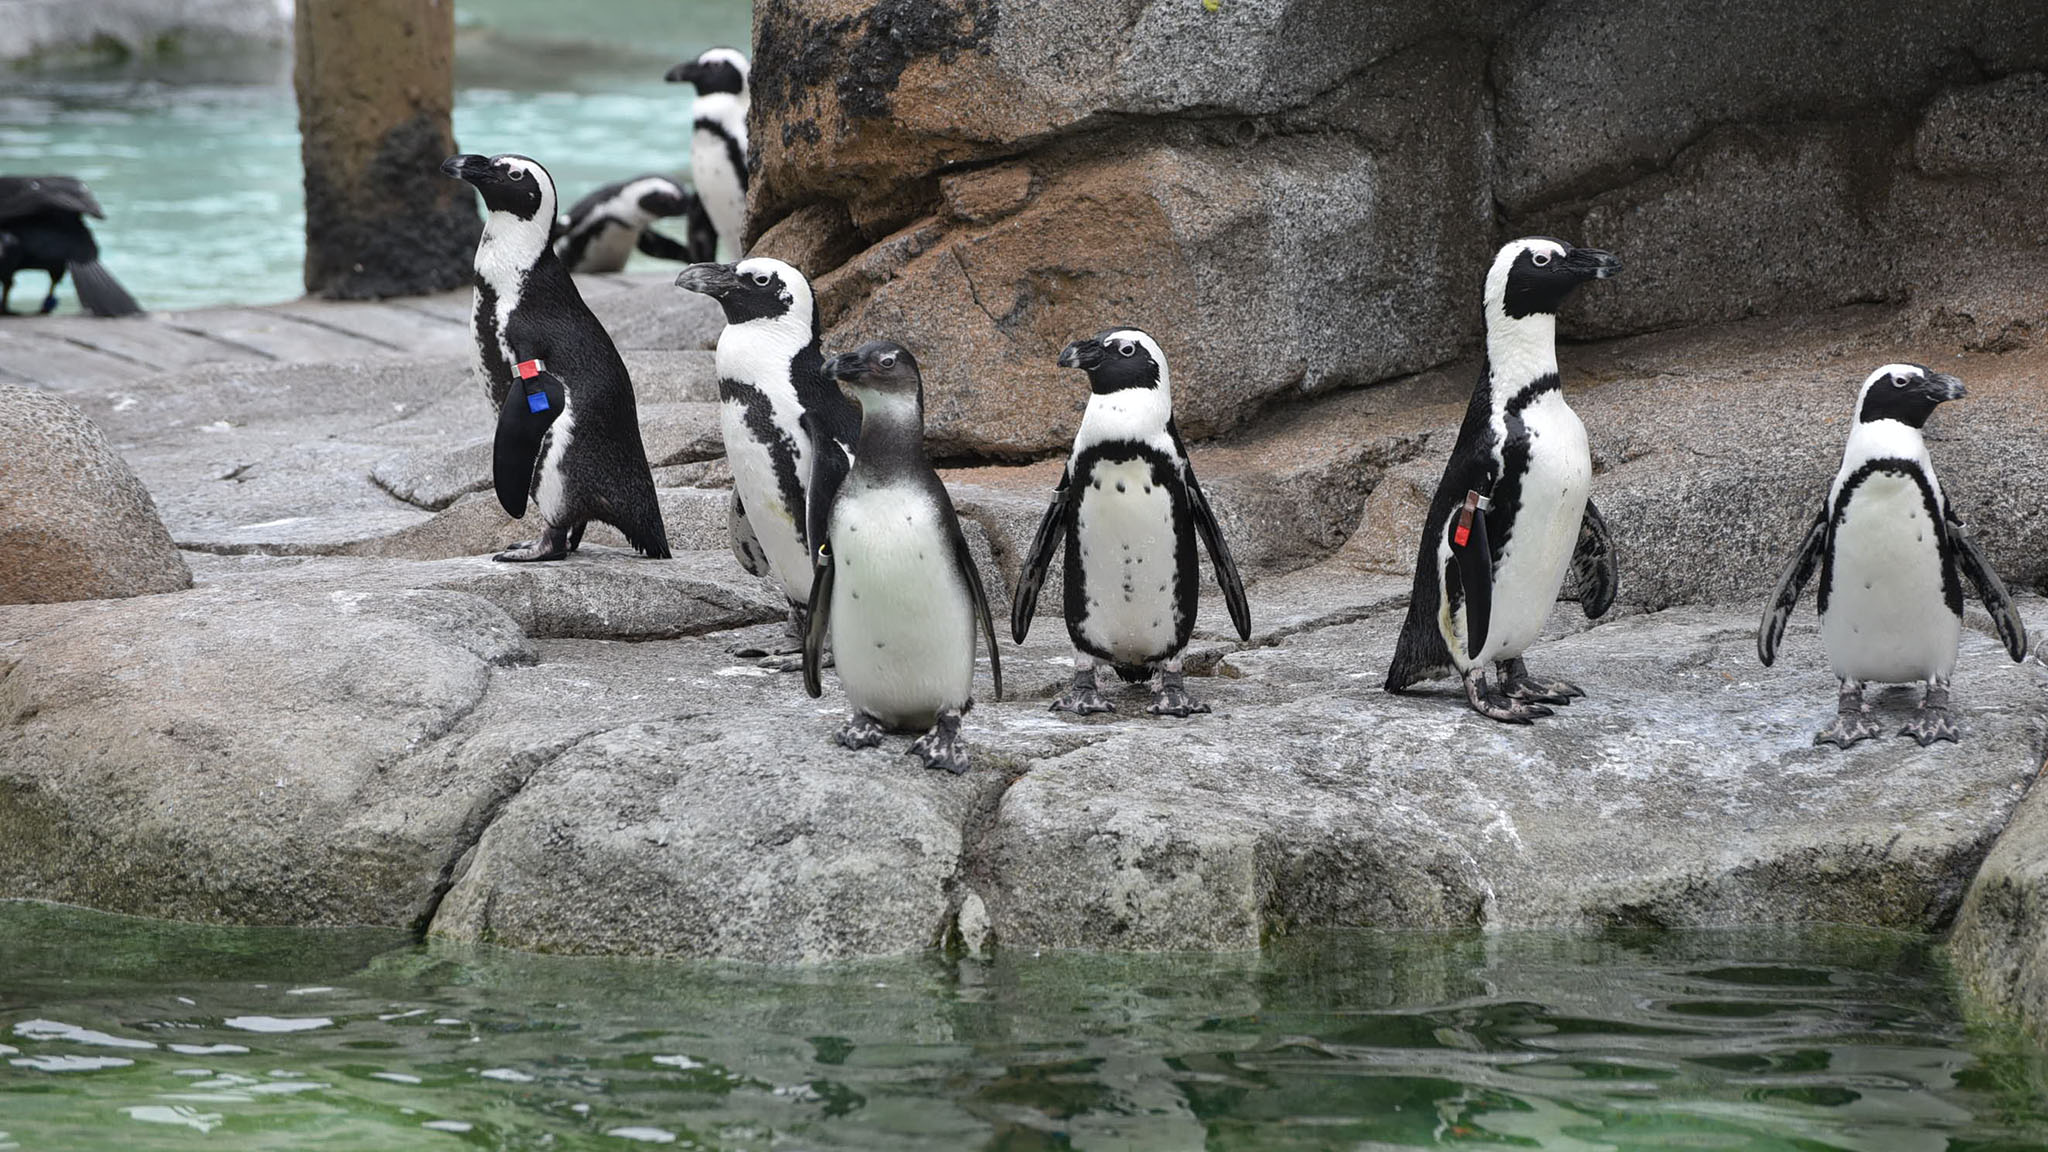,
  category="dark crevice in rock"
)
[159,322,280,363]
[270,309,407,353]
